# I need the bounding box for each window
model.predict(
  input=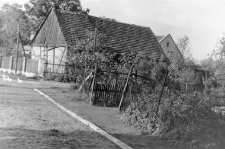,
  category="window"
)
[167,51,173,57]
[167,42,169,47]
